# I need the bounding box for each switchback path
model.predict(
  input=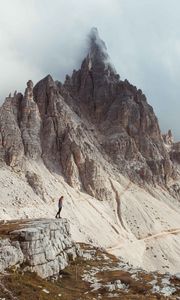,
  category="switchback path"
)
[107,228,180,252]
